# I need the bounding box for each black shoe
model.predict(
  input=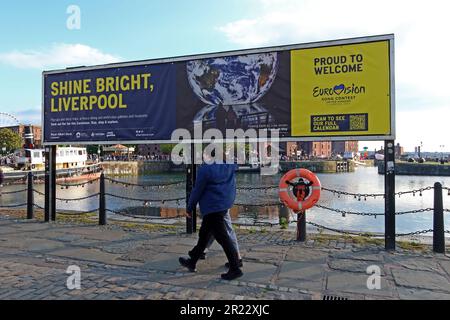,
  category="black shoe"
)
[189,251,206,260]
[179,257,197,272]
[221,268,243,281]
[225,259,243,269]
